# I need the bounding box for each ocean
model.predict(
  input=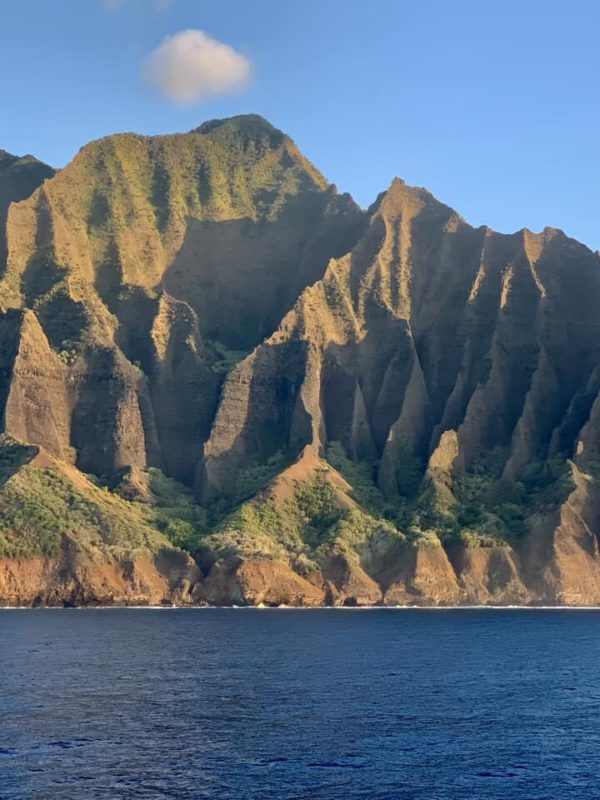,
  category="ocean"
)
[1,608,598,799]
